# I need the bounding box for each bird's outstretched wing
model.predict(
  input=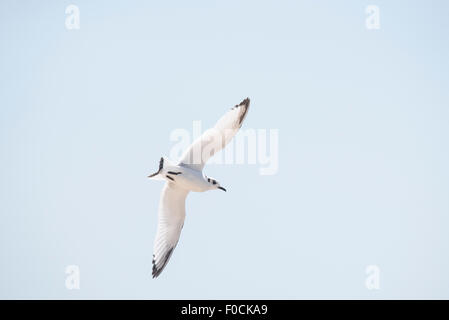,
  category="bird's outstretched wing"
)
[178,98,250,171]
[152,182,189,278]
